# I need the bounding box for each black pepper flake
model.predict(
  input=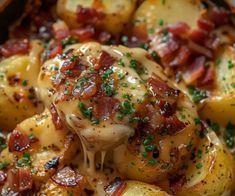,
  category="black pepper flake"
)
[44,156,60,171]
